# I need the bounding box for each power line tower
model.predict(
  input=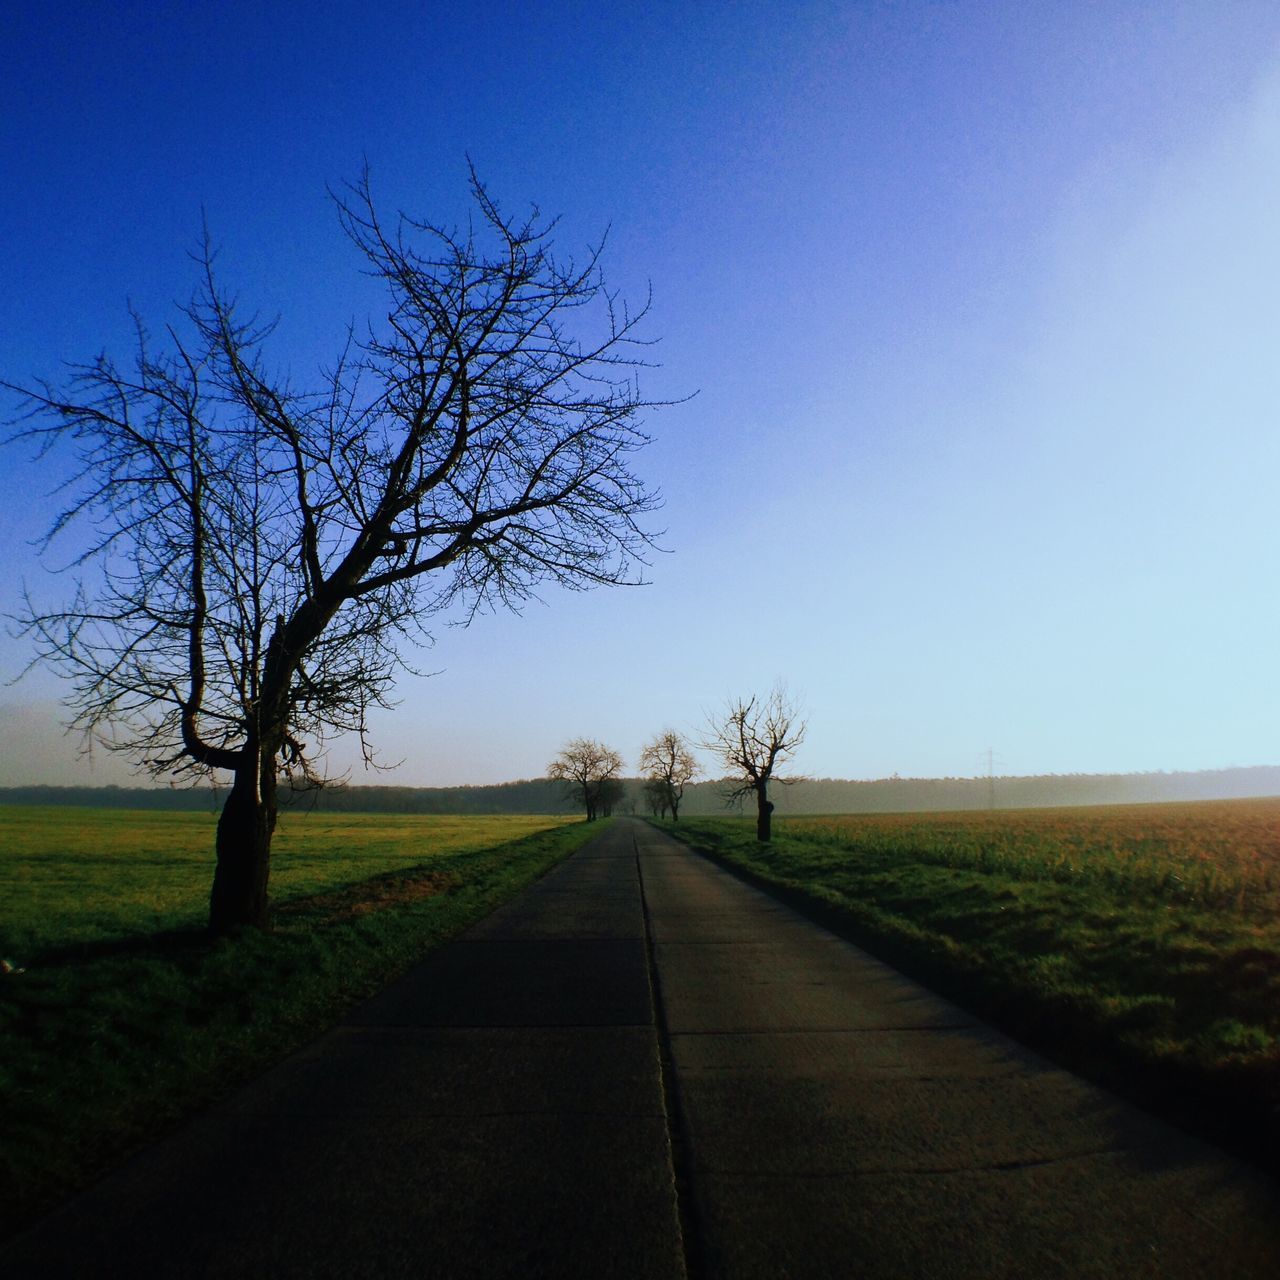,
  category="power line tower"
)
[978,747,1005,810]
